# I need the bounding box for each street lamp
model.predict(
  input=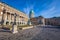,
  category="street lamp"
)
[14,13,16,25]
[12,13,18,34]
